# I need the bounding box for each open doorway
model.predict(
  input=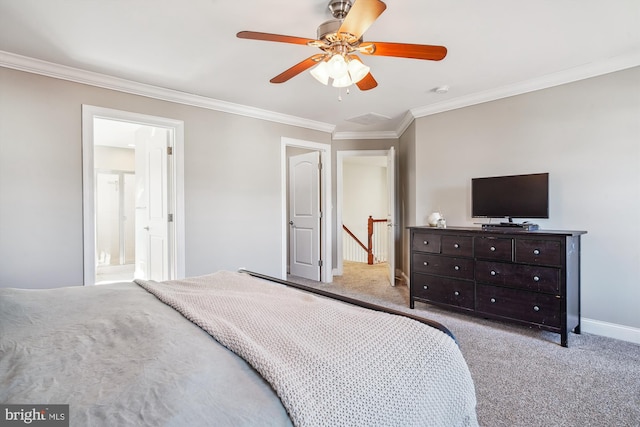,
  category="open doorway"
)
[82,106,185,286]
[336,149,397,287]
